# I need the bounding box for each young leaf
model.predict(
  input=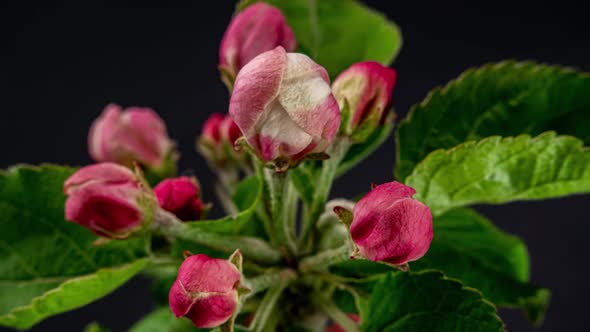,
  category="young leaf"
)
[129,307,195,332]
[262,0,402,78]
[396,61,590,180]
[184,175,263,235]
[0,164,150,330]
[361,270,504,332]
[337,118,394,177]
[412,208,549,325]
[406,132,590,215]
